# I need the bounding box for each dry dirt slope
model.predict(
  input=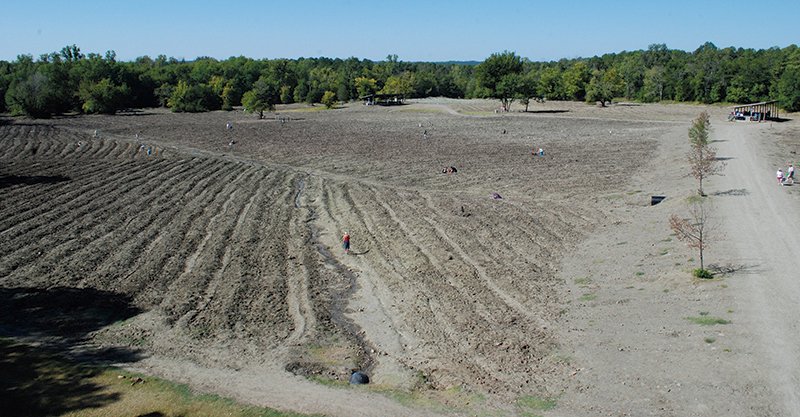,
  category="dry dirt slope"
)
[0,102,673,415]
